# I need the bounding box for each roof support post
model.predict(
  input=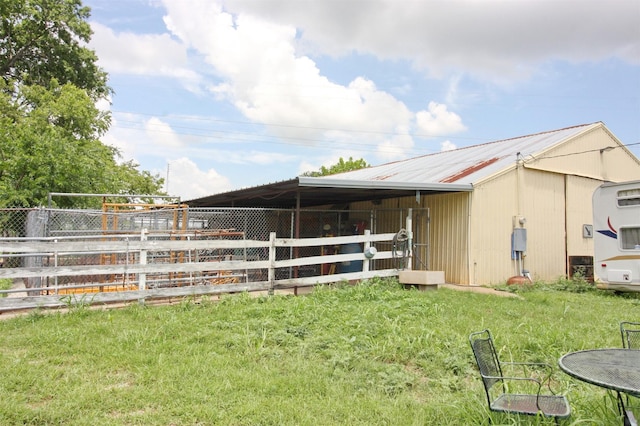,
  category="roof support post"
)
[292,189,301,291]
[406,208,413,270]
[295,189,301,240]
